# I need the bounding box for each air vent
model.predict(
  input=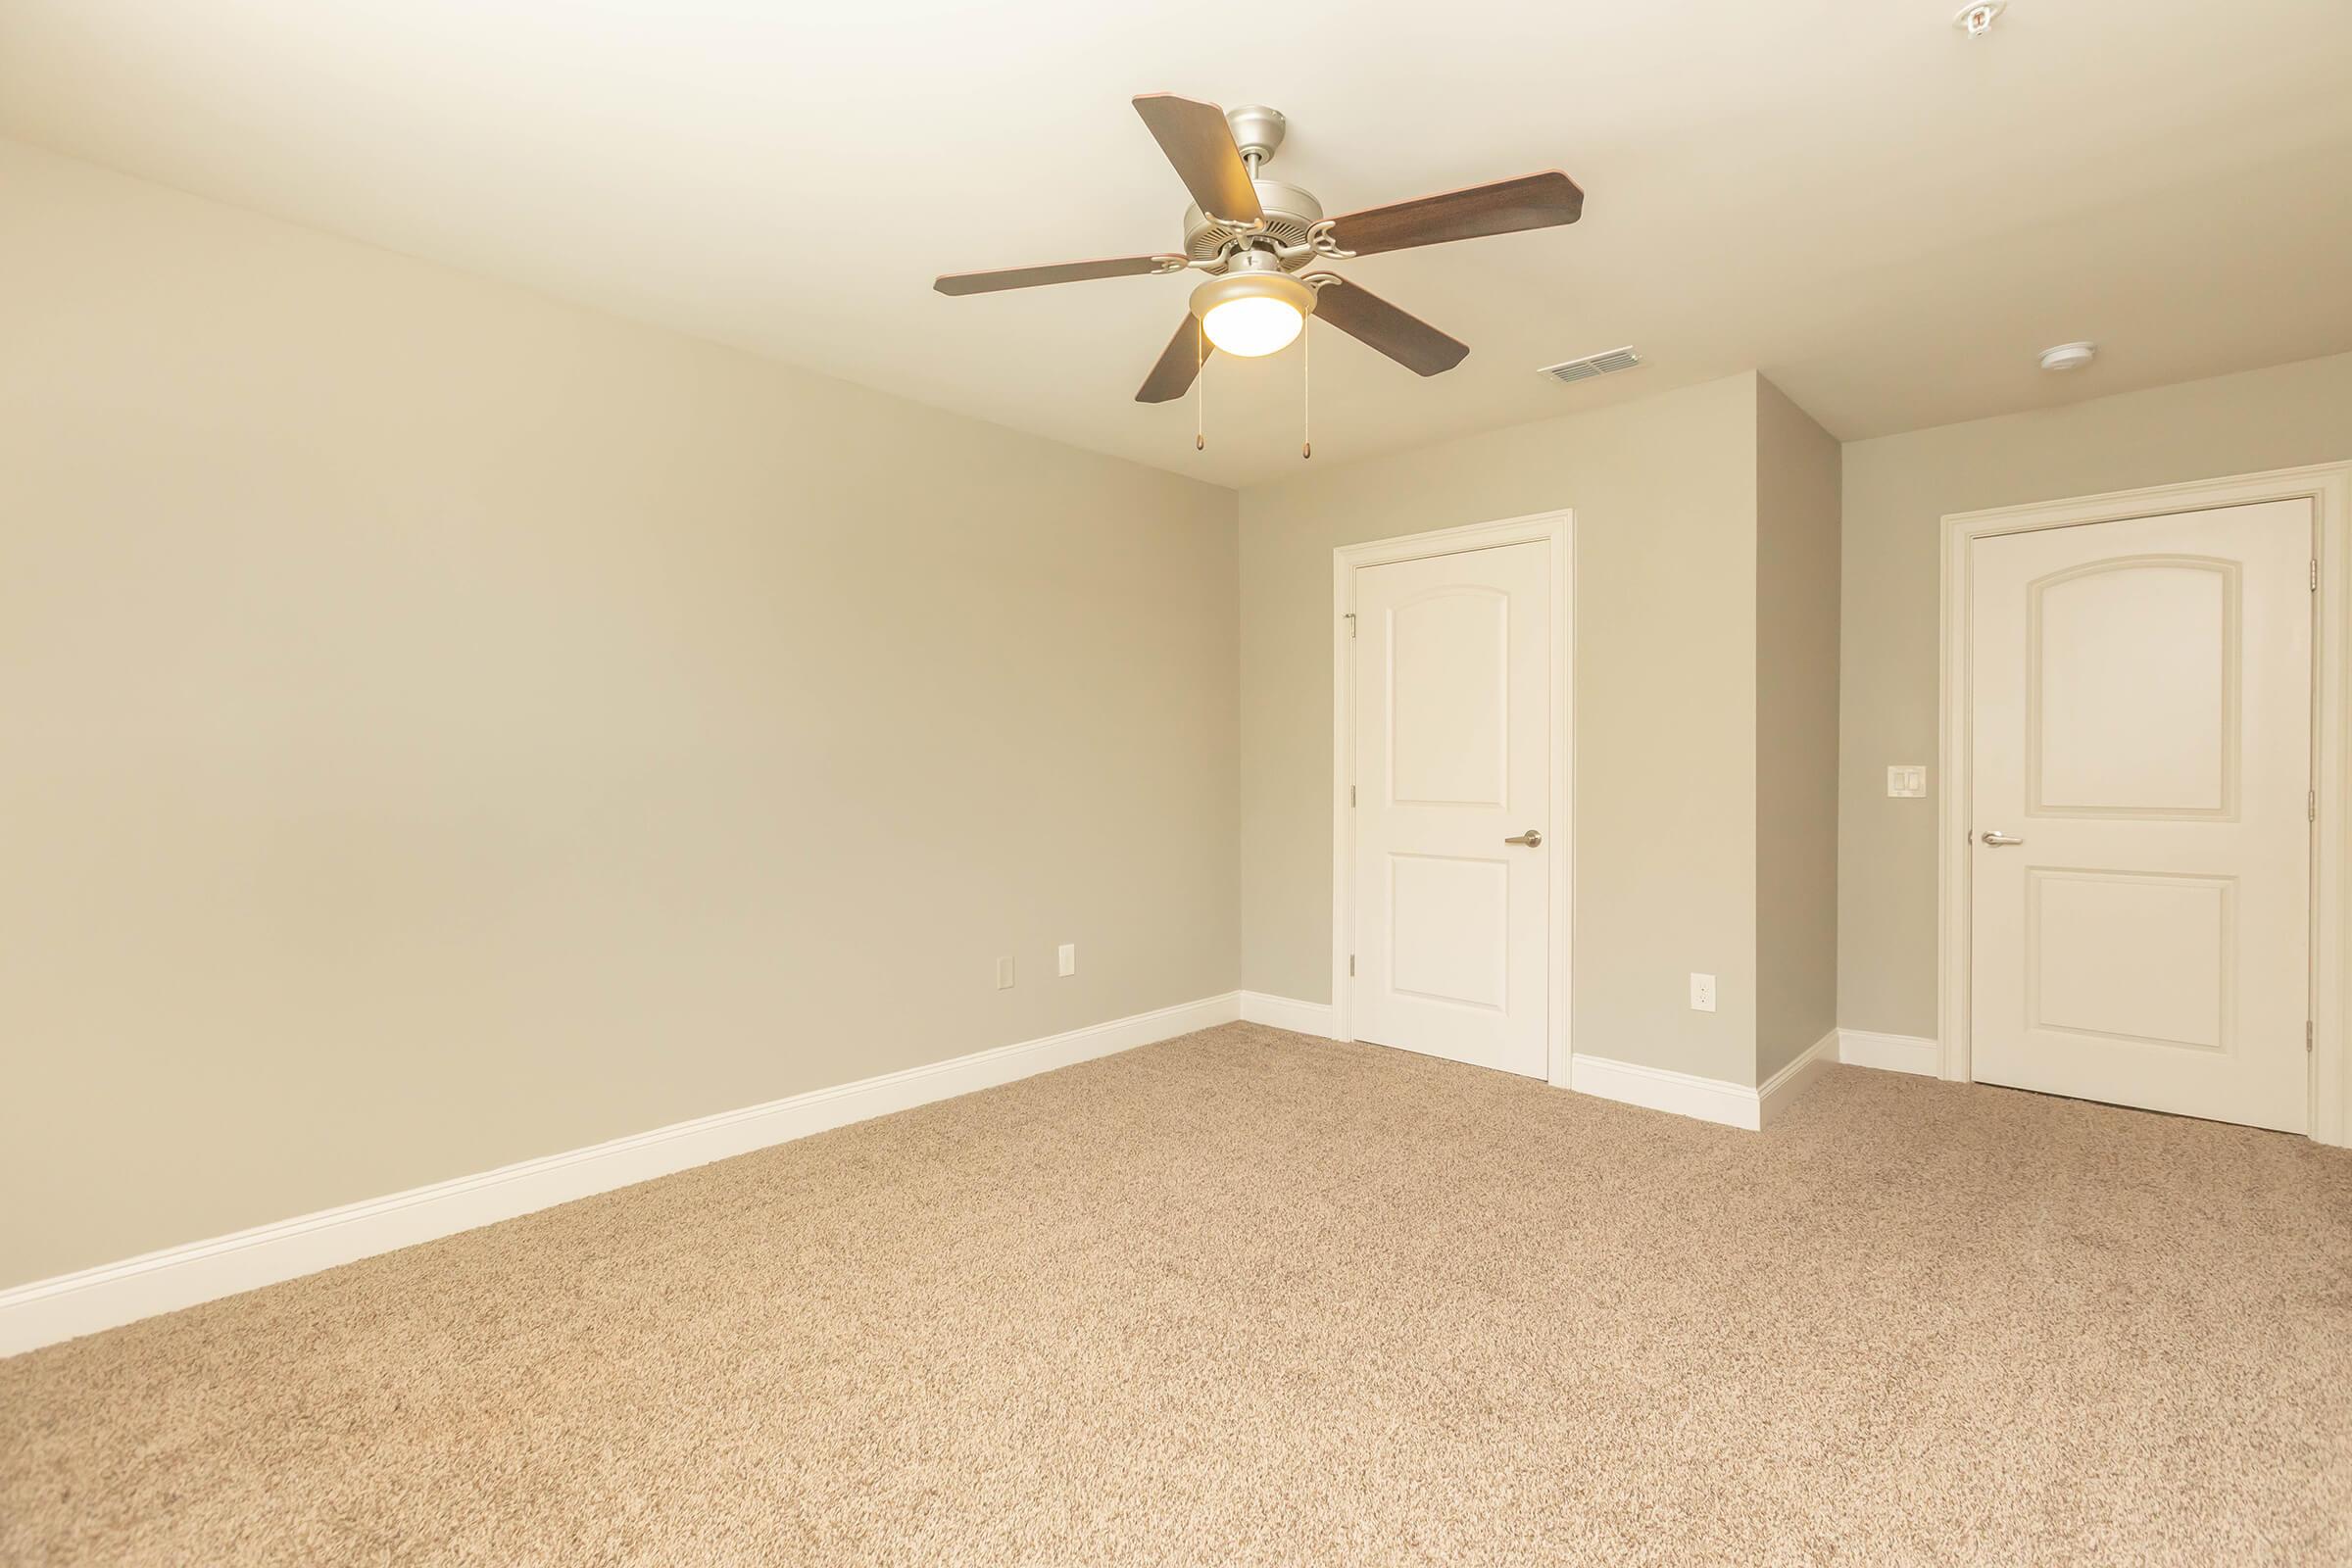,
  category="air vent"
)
[1538,347,1643,385]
